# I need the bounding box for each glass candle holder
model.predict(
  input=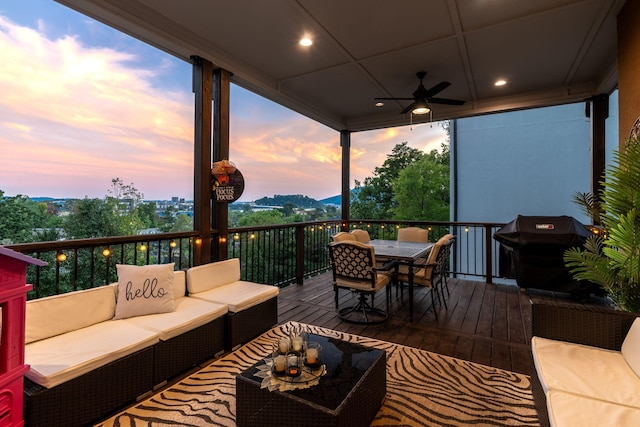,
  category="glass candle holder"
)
[278,337,290,354]
[305,342,321,366]
[286,352,301,377]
